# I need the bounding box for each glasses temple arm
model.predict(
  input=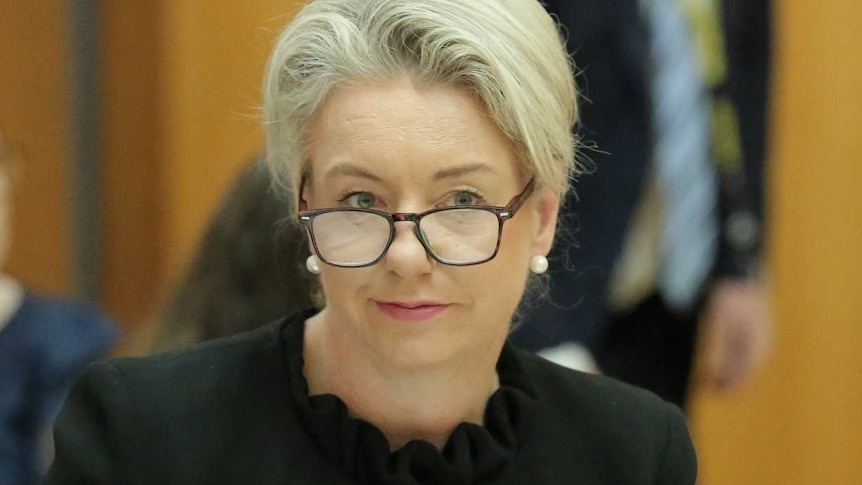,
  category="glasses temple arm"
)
[504,178,536,214]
